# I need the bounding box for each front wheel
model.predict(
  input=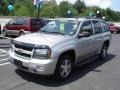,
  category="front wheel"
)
[3,30,7,37]
[54,55,73,81]
[99,44,108,59]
